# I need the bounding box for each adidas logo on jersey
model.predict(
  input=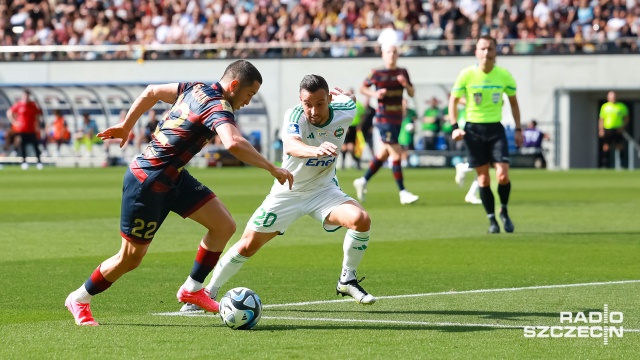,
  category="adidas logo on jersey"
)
[307,133,315,139]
